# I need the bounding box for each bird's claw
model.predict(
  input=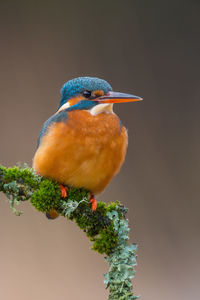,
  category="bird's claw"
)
[59,184,67,198]
[90,195,97,211]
